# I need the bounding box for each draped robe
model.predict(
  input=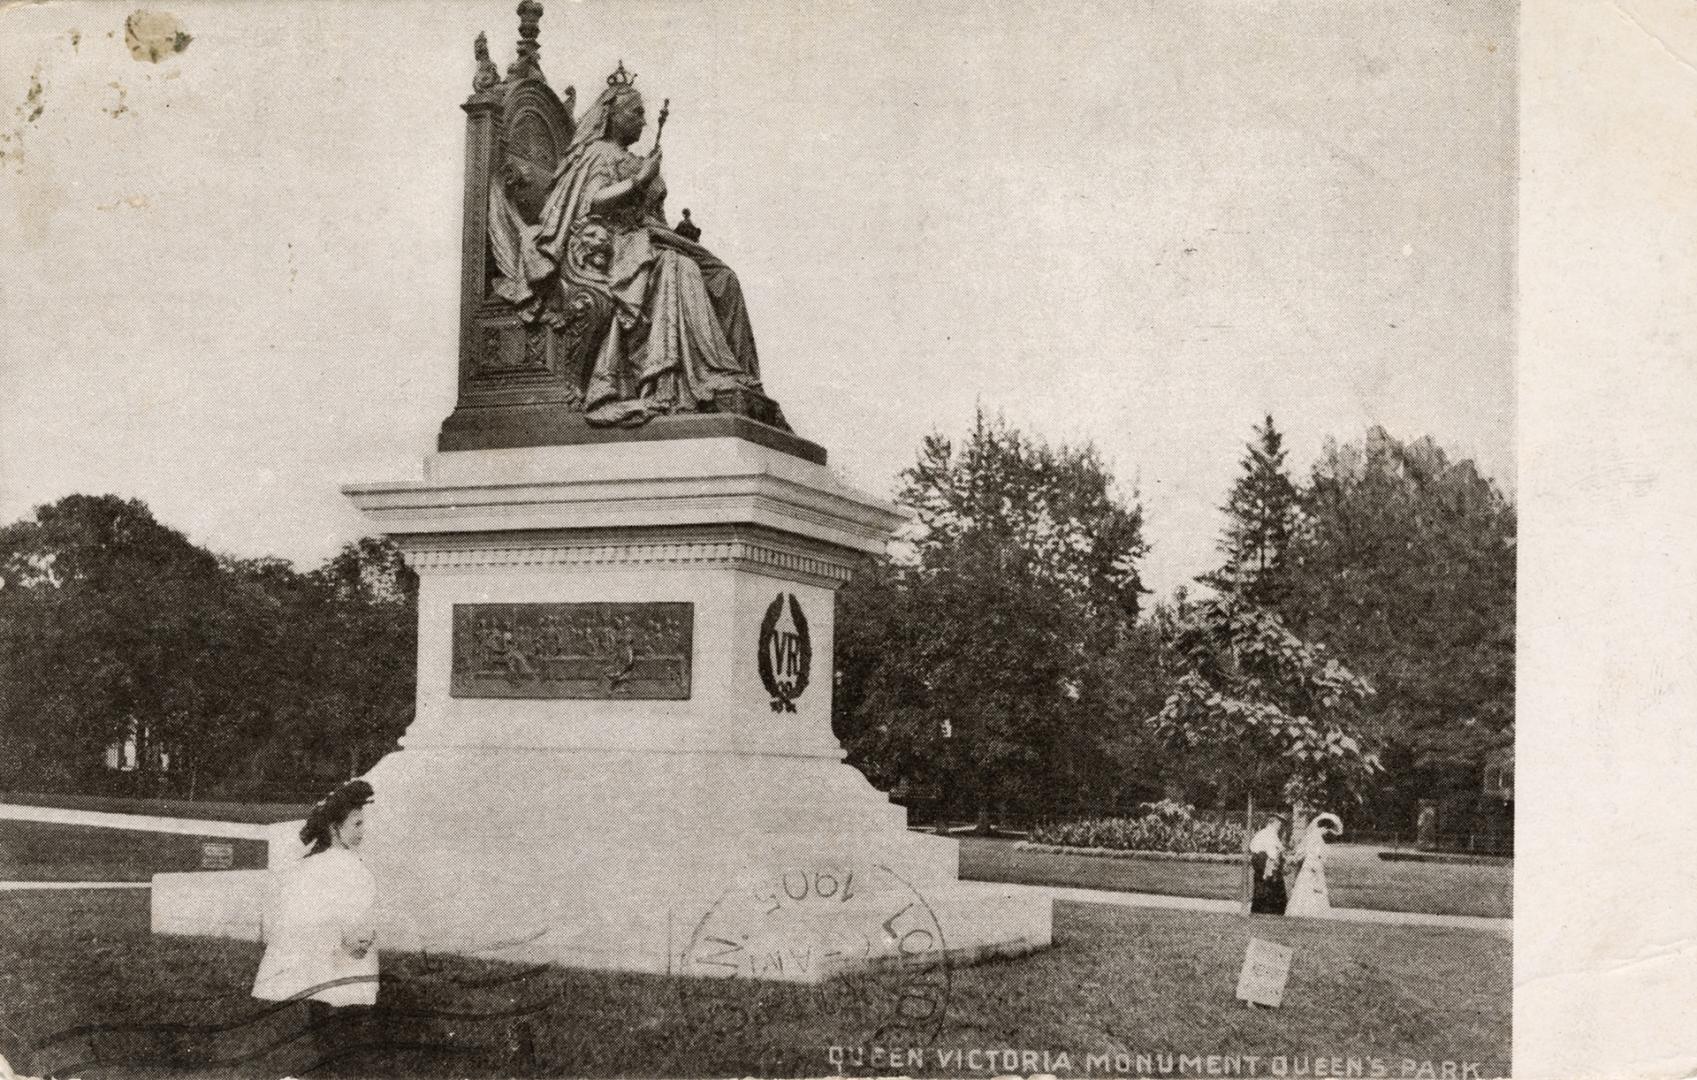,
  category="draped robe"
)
[515,138,765,426]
